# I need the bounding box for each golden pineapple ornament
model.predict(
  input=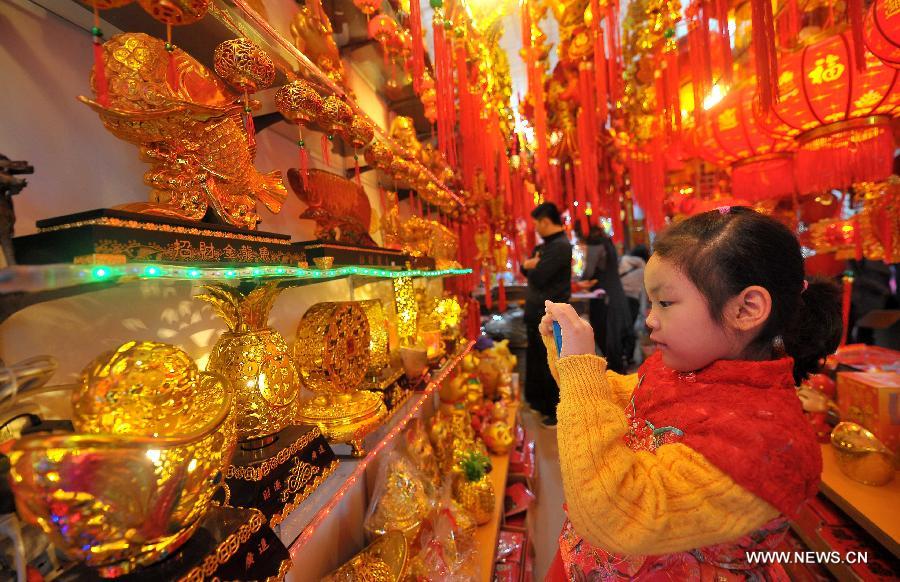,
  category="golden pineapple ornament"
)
[196,282,299,443]
[453,451,495,525]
